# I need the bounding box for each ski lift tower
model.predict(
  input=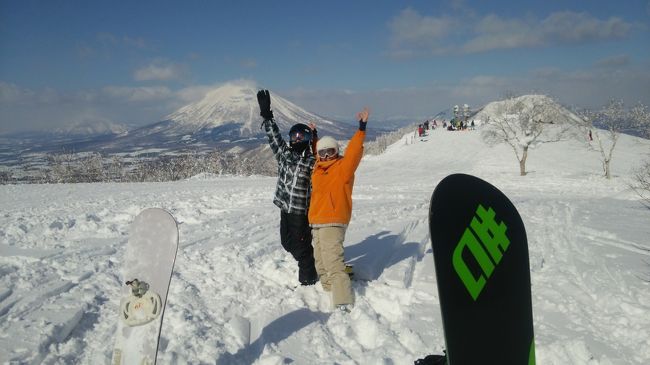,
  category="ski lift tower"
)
[463,104,470,124]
